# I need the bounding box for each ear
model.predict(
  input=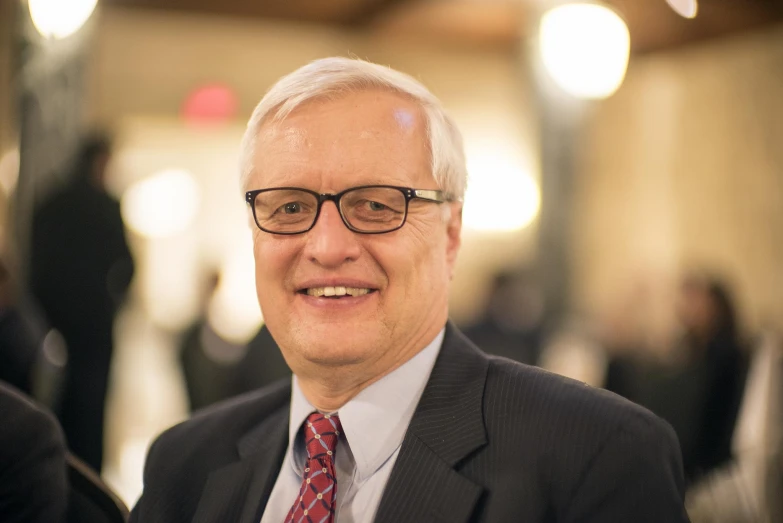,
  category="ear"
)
[444,202,463,279]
